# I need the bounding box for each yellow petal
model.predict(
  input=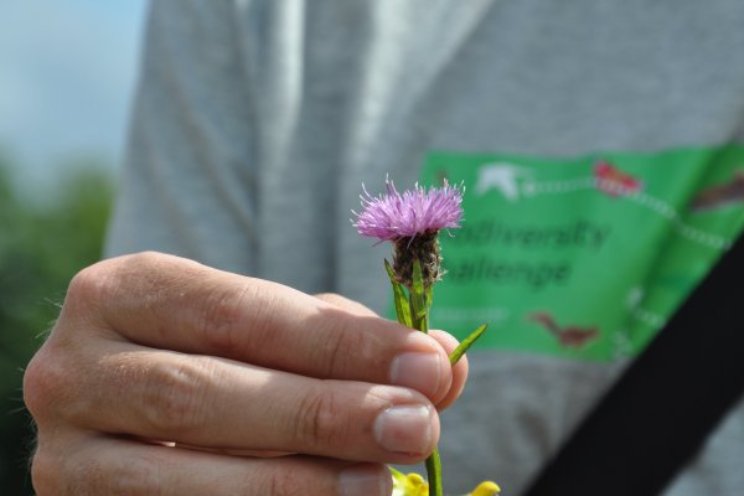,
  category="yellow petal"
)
[405,473,429,495]
[390,469,430,496]
[391,468,499,496]
[470,481,501,496]
[406,473,426,487]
